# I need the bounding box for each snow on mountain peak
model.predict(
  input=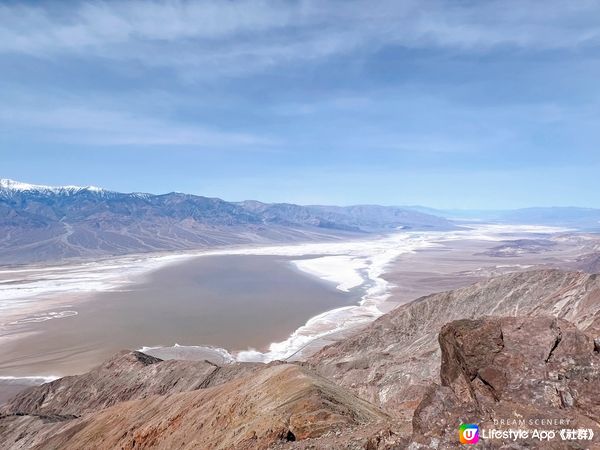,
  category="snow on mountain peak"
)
[0,178,105,194]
